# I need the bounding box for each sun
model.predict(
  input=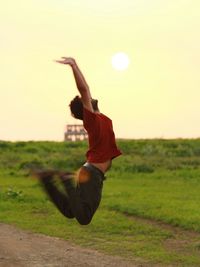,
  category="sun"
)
[111,52,130,71]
